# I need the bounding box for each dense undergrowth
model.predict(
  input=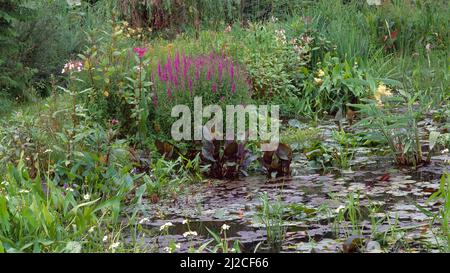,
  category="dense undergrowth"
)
[0,0,449,253]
